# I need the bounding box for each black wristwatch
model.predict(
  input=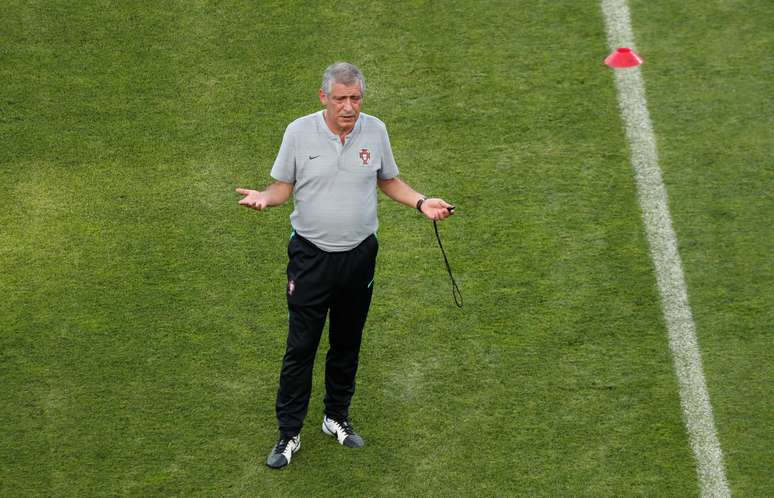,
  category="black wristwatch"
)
[416,197,427,212]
